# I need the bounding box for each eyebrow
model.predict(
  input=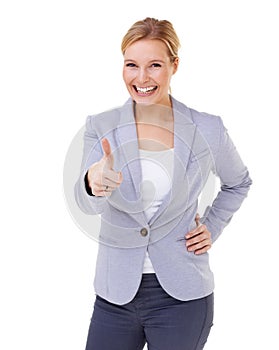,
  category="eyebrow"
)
[124,59,165,63]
